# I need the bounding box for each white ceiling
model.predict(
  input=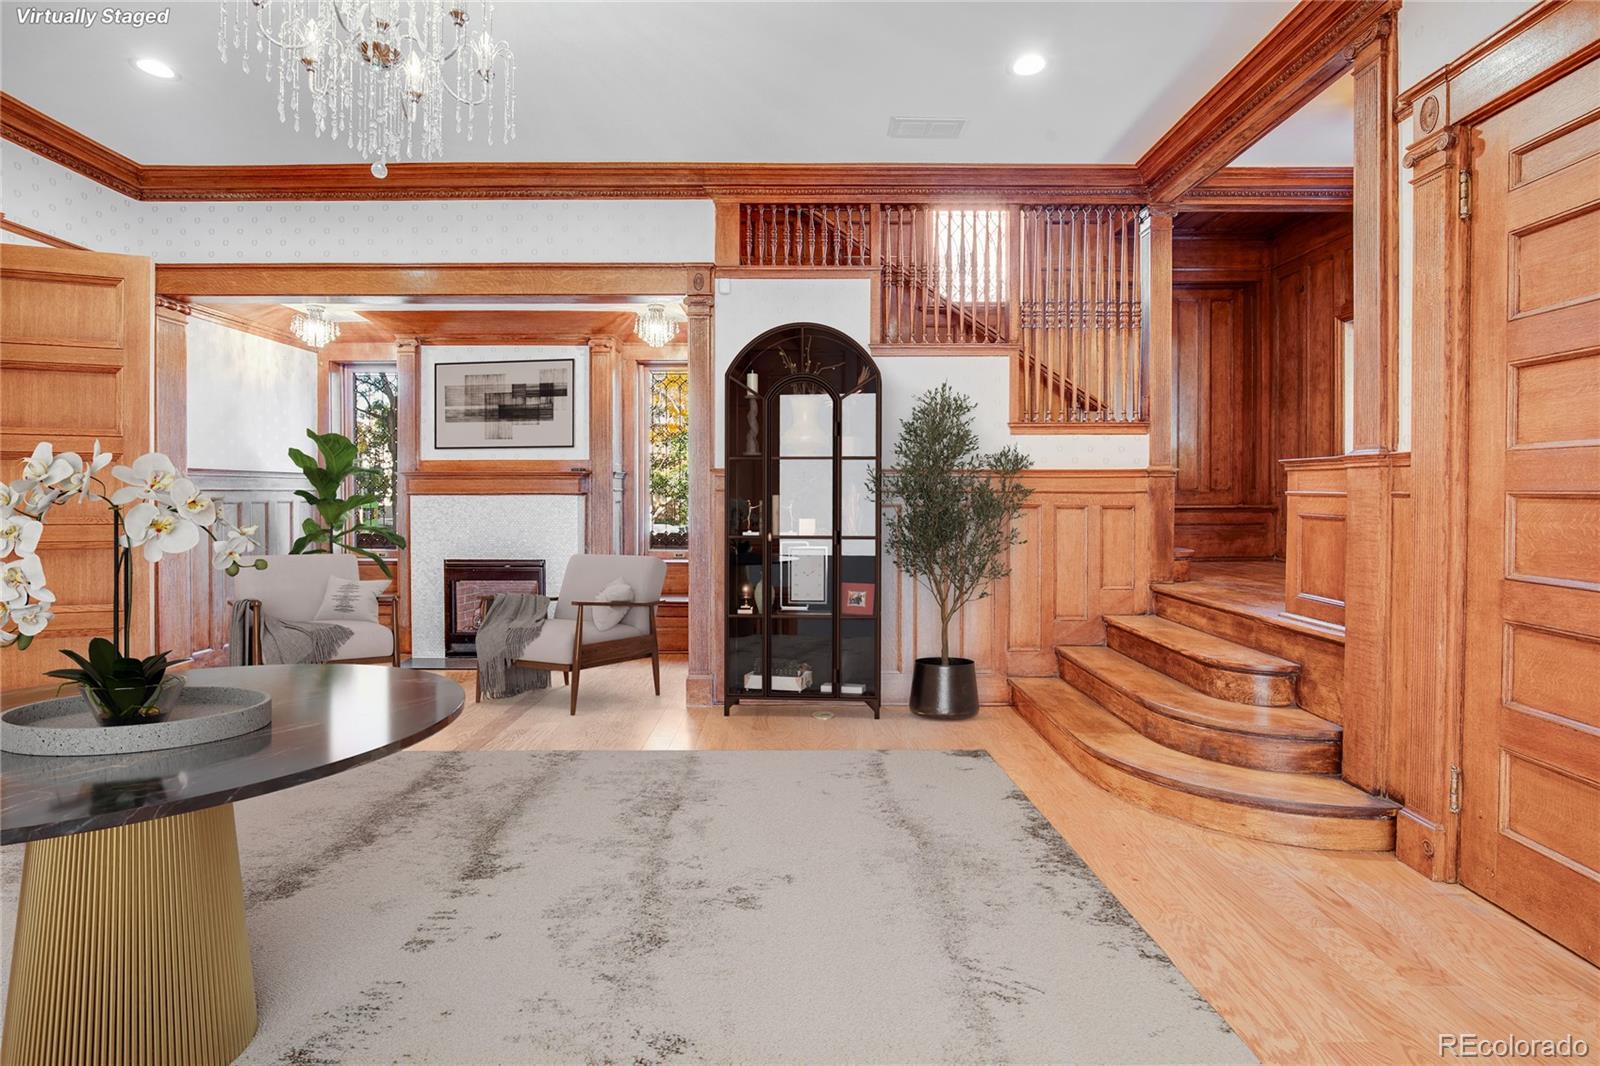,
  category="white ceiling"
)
[0,0,1350,167]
